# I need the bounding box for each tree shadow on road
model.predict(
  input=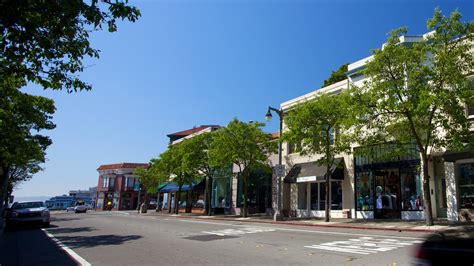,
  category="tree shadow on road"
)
[54,234,142,248]
[0,228,78,266]
[46,226,96,234]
